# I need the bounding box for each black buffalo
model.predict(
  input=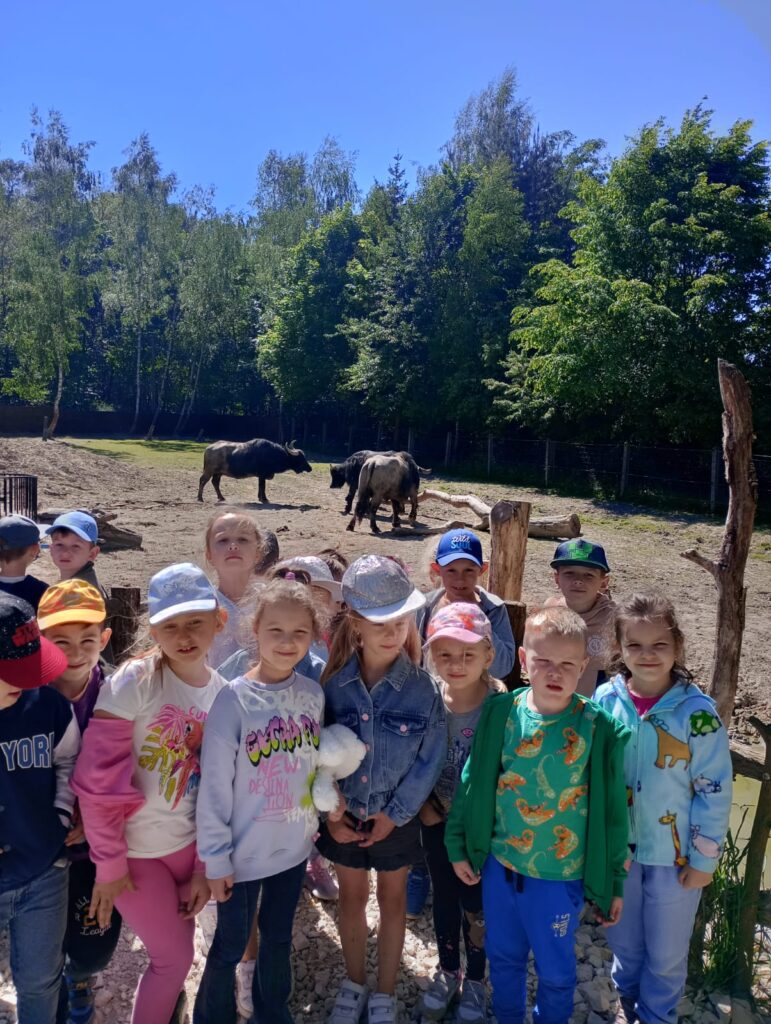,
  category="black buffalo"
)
[197,439,312,503]
[330,450,430,514]
[346,453,422,533]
